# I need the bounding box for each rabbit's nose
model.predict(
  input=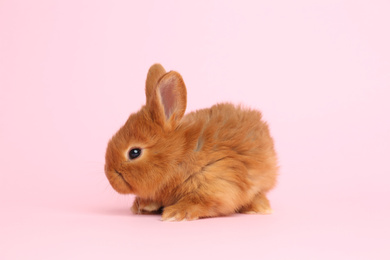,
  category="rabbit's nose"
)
[104,163,111,177]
